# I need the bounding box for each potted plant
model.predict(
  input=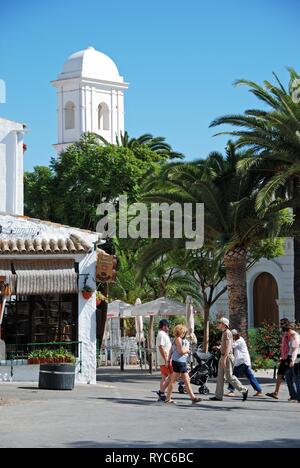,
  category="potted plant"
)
[96,291,108,307]
[28,348,76,390]
[39,348,77,390]
[81,277,95,300]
